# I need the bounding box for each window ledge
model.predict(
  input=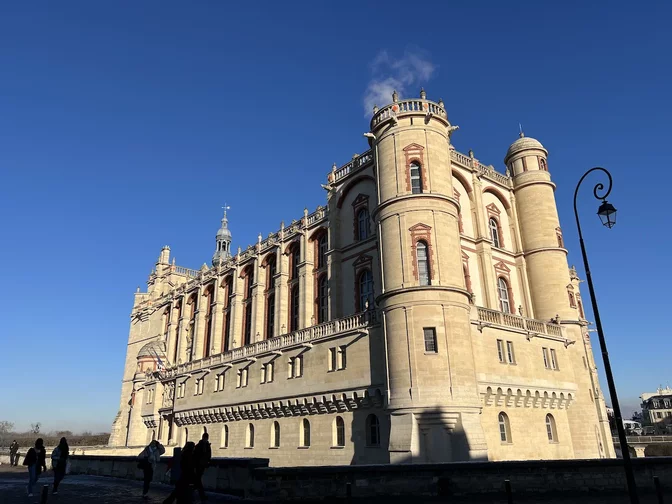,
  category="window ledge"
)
[269,446,279,450]
[330,446,345,450]
[424,352,439,355]
[297,446,310,450]
[365,445,381,449]
[244,447,254,450]
[501,442,513,446]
